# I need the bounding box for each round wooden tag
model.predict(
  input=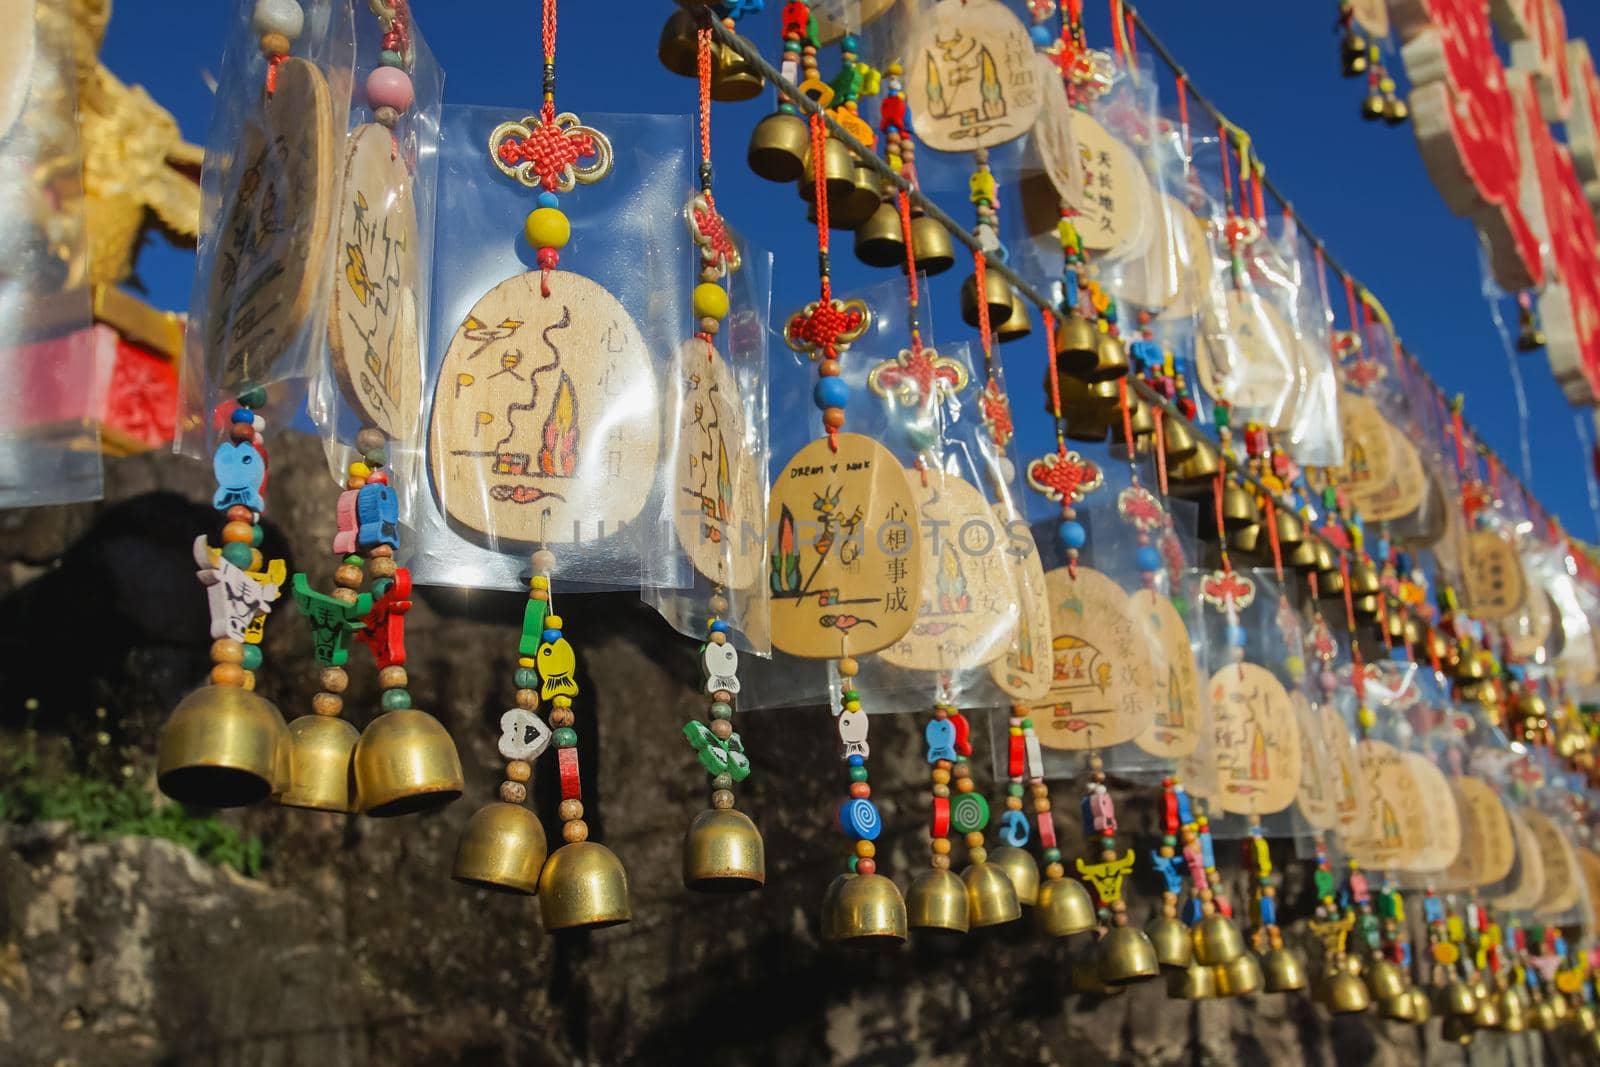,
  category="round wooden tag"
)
[1294,694,1336,831]
[879,471,1016,671]
[0,0,35,139]
[1031,54,1077,202]
[1195,290,1306,431]
[1579,849,1600,925]
[987,510,1055,702]
[1208,662,1302,816]
[1106,194,1214,315]
[1346,739,1425,869]
[1402,753,1460,872]
[1462,529,1527,621]
[767,433,922,658]
[1324,704,1369,840]
[1503,586,1555,660]
[1158,202,1213,322]
[1349,0,1389,37]
[1526,809,1582,915]
[815,0,898,44]
[428,269,660,544]
[1491,809,1547,910]
[1440,775,1515,889]
[667,339,765,591]
[329,123,421,439]
[1028,566,1158,751]
[204,57,336,392]
[1131,589,1203,759]
[904,0,1043,151]
[1337,393,1397,499]
[1066,110,1153,259]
